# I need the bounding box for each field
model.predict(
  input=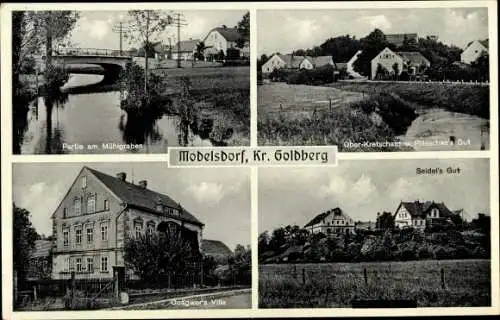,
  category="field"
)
[259,259,491,308]
[257,81,489,150]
